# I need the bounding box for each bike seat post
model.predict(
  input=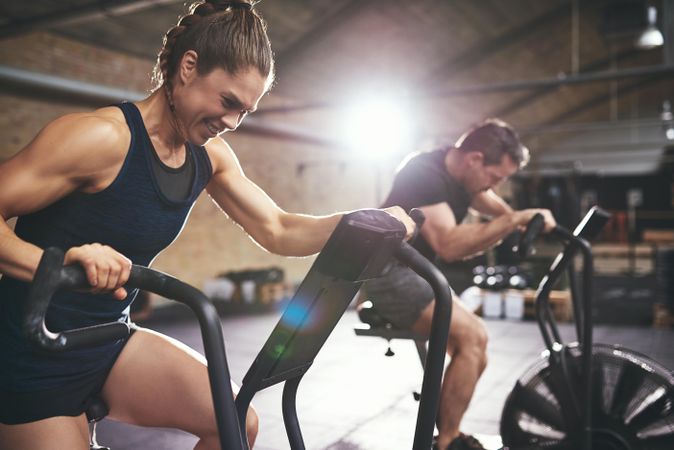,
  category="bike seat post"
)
[89,422,110,450]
